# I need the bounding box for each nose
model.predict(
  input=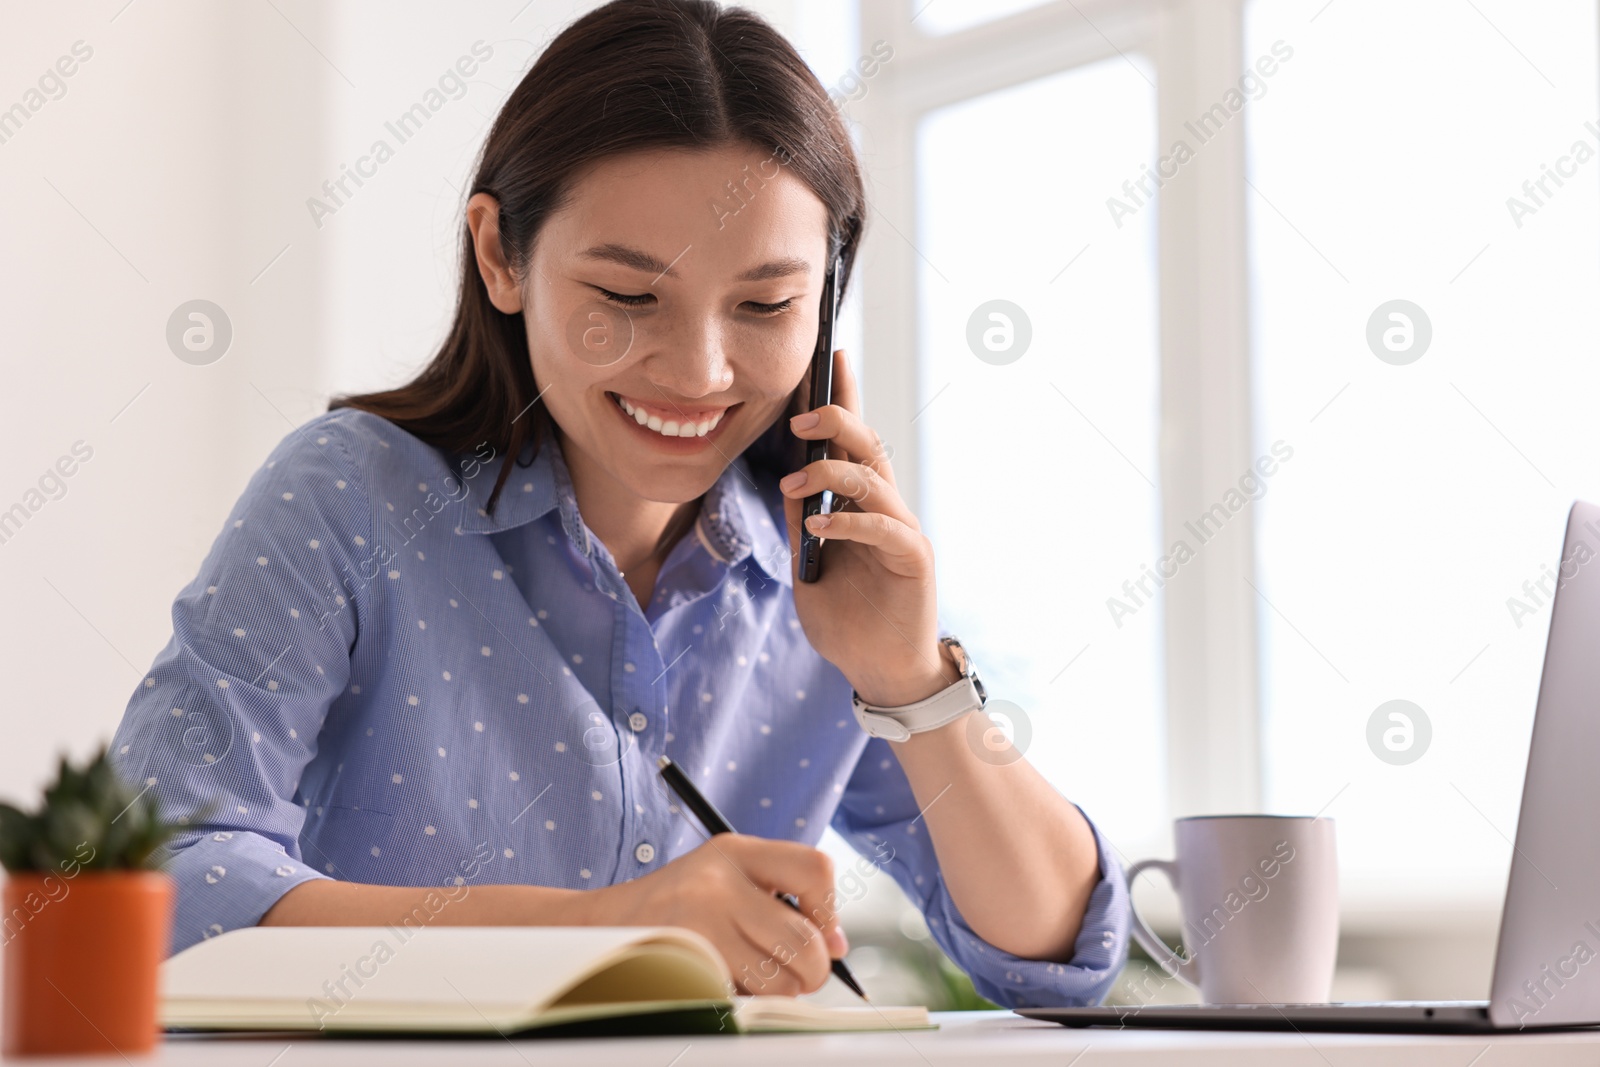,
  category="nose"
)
[643,312,734,400]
